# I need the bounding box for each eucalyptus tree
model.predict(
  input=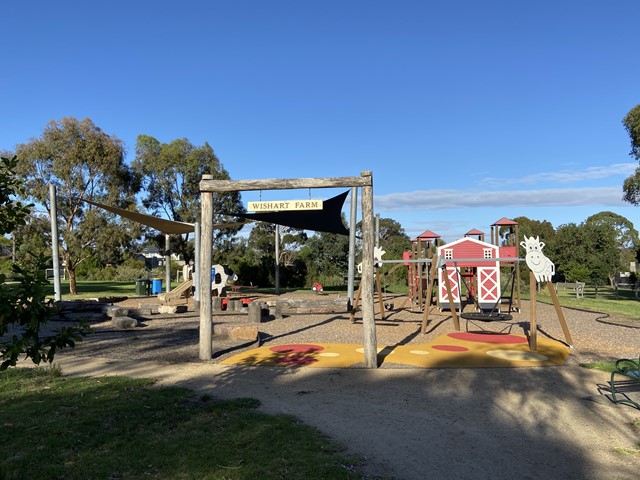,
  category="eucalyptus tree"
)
[132,135,245,263]
[622,103,640,204]
[586,211,638,275]
[15,118,140,294]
